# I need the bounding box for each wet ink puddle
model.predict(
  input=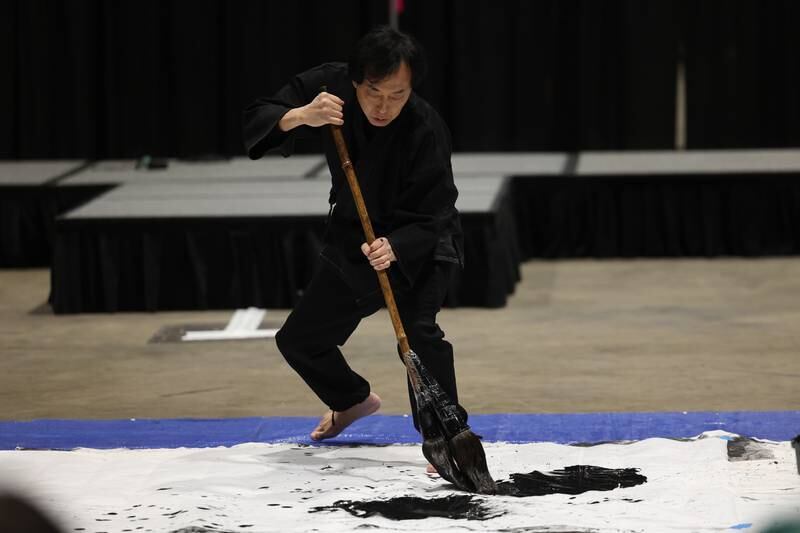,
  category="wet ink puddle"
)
[310,465,647,521]
[496,465,647,497]
[311,494,503,521]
